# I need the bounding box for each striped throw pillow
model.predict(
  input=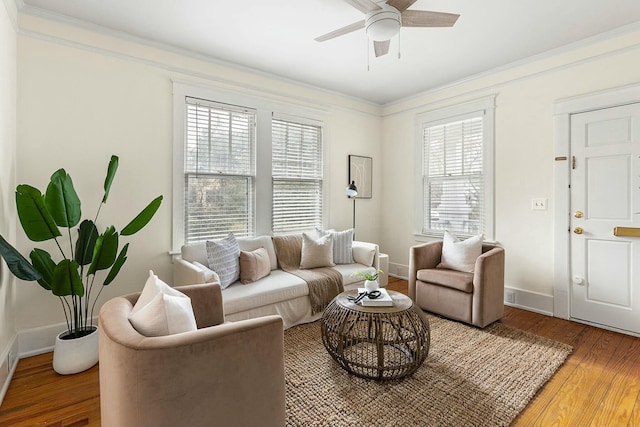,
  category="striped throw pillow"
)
[318,228,354,264]
[205,233,240,289]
